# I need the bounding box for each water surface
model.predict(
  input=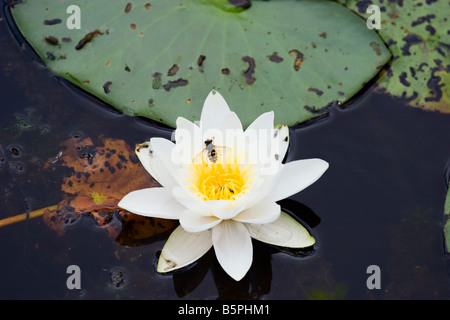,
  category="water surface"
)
[1,3,450,300]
